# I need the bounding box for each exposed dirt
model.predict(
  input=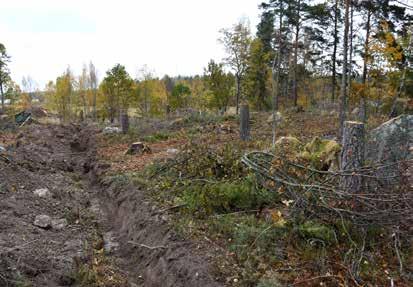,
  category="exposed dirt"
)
[0,122,222,286]
[0,123,98,286]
